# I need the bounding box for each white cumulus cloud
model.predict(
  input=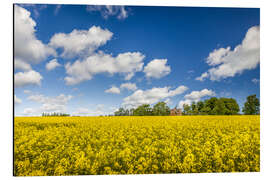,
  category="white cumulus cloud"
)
[105,86,121,94]
[195,72,209,81]
[64,51,145,85]
[14,5,55,89]
[27,93,72,114]
[14,5,55,64]
[120,83,137,91]
[49,26,113,58]
[206,47,231,66]
[122,85,188,108]
[178,89,215,108]
[196,26,260,81]
[15,70,43,87]
[46,59,61,71]
[14,58,32,71]
[143,59,171,79]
